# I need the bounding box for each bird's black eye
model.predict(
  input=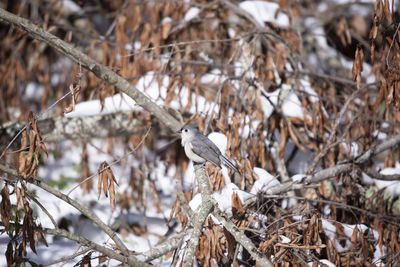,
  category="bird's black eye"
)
[184,129,188,132]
